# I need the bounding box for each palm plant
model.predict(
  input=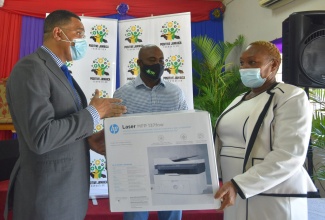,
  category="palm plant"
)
[192,35,248,130]
[310,88,325,181]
